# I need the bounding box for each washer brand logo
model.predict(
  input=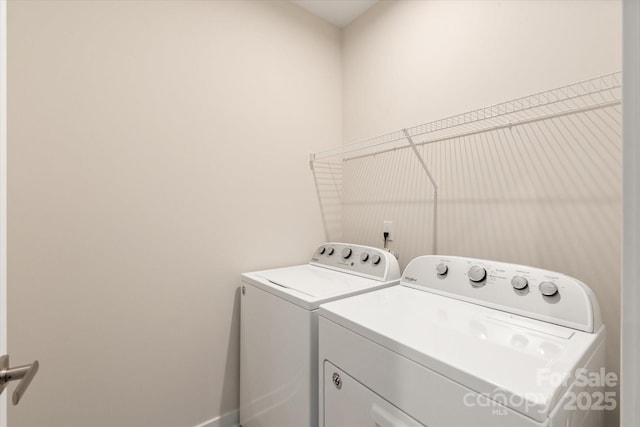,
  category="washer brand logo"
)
[404,276,418,282]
